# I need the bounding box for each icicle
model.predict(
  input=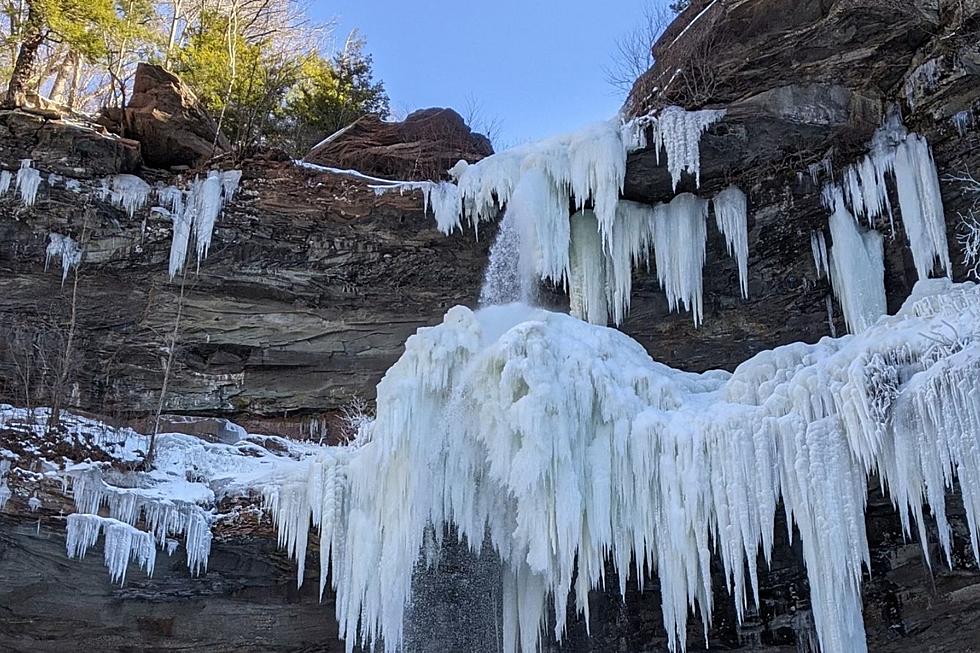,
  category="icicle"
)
[651,106,726,191]
[952,110,974,137]
[713,186,749,298]
[16,159,41,206]
[568,210,609,324]
[106,174,152,217]
[66,514,157,584]
[652,193,709,325]
[0,460,11,510]
[64,467,214,577]
[161,169,241,278]
[811,230,830,279]
[0,169,12,194]
[835,112,950,280]
[45,233,82,284]
[824,186,887,333]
